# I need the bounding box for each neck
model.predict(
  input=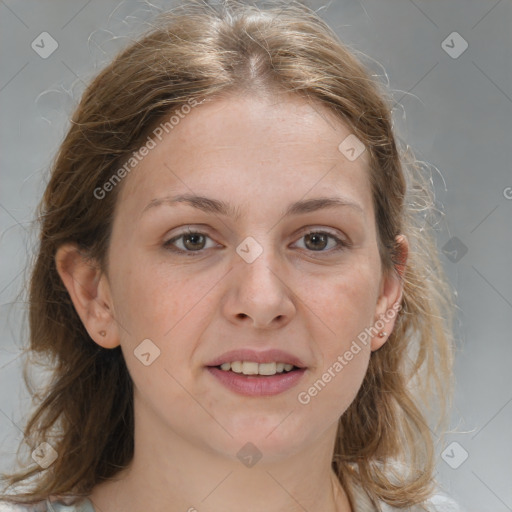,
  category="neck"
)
[88,402,352,512]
